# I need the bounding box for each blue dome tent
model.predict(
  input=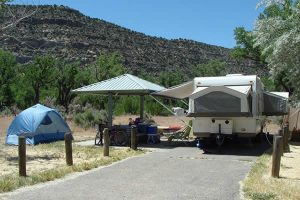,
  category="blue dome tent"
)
[5,104,71,145]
